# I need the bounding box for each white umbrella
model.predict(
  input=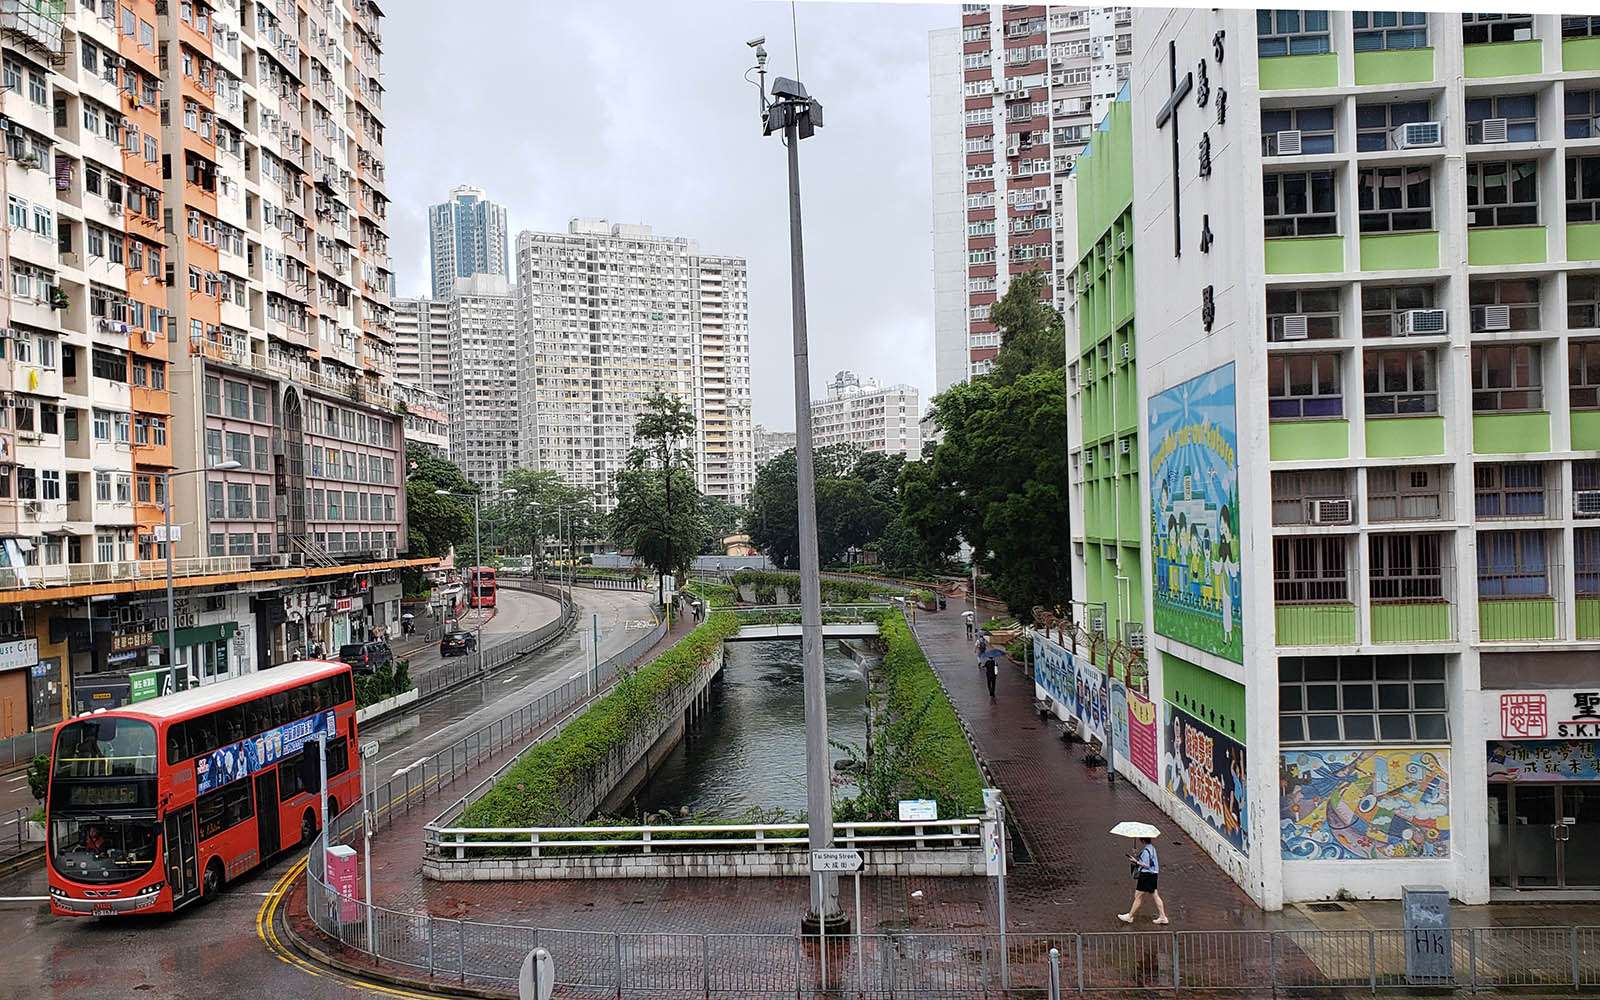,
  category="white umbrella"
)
[1110,821,1161,839]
